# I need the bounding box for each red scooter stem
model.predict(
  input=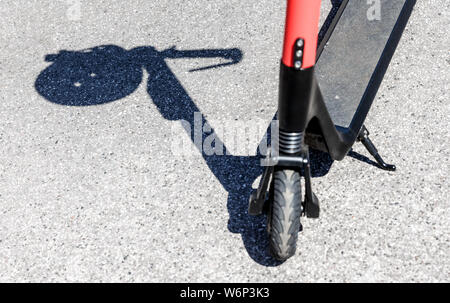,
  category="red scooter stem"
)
[282,0,322,69]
